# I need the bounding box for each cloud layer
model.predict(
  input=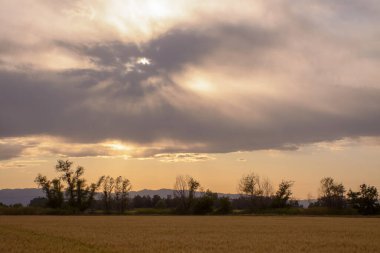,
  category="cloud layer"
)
[1,1,380,160]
